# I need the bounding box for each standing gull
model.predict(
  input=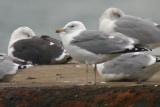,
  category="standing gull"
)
[56,21,149,85]
[99,8,160,49]
[8,27,72,65]
[97,52,160,83]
